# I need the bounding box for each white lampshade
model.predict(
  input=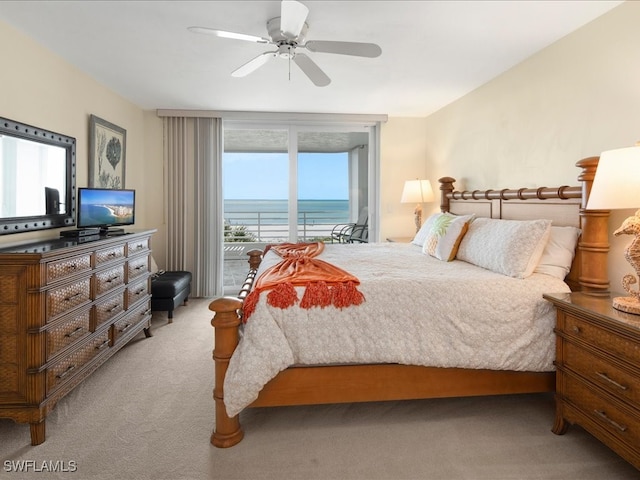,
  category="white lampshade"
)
[401,179,434,204]
[587,146,640,210]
